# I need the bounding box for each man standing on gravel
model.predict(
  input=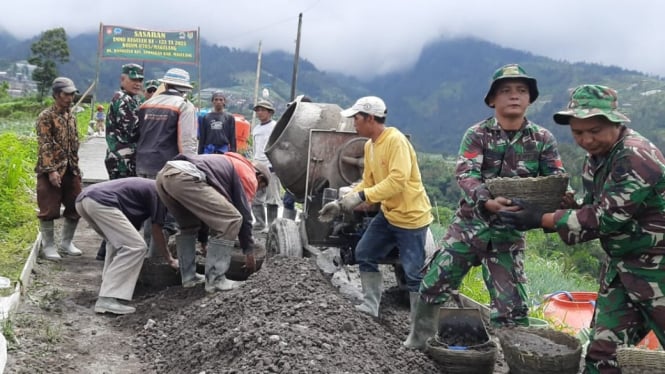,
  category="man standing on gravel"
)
[35,77,84,261]
[499,84,665,373]
[155,153,266,292]
[404,64,568,349]
[76,178,178,315]
[136,67,198,255]
[319,96,433,318]
[251,99,281,233]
